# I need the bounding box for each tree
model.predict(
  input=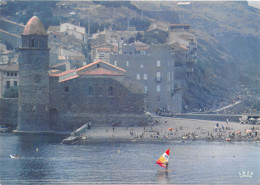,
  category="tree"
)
[3,86,18,98]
